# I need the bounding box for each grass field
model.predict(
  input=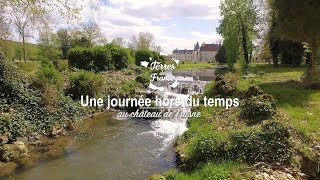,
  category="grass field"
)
[162,63,320,179]
[15,61,41,75]
[0,39,39,60]
[239,64,320,141]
